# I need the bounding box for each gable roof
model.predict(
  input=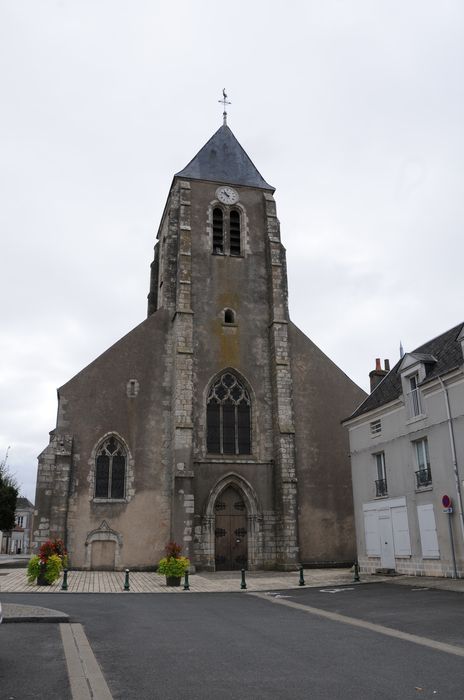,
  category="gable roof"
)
[348,322,464,420]
[16,497,34,509]
[175,124,274,191]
